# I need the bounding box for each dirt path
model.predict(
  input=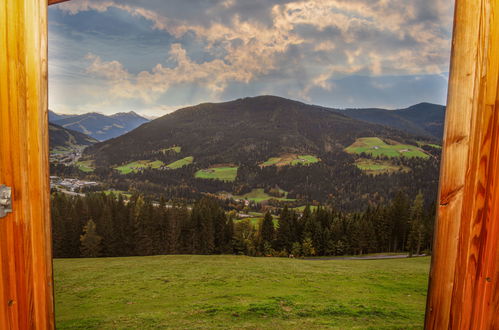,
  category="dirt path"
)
[303,254,426,261]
